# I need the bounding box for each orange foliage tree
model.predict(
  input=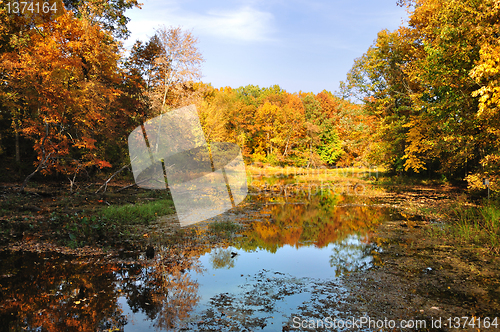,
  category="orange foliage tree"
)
[0,8,129,188]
